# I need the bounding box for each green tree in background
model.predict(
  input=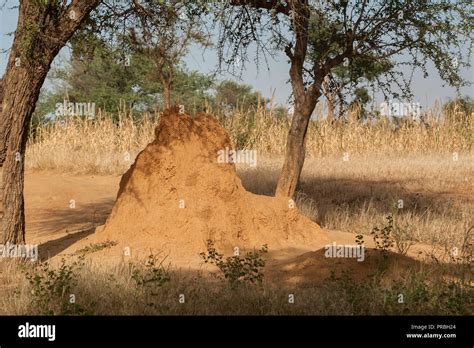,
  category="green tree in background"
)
[323,56,393,121]
[32,42,216,124]
[171,68,215,113]
[215,80,269,111]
